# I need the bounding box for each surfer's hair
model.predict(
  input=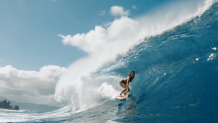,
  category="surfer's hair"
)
[129,71,135,76]
[128,71,135,82]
